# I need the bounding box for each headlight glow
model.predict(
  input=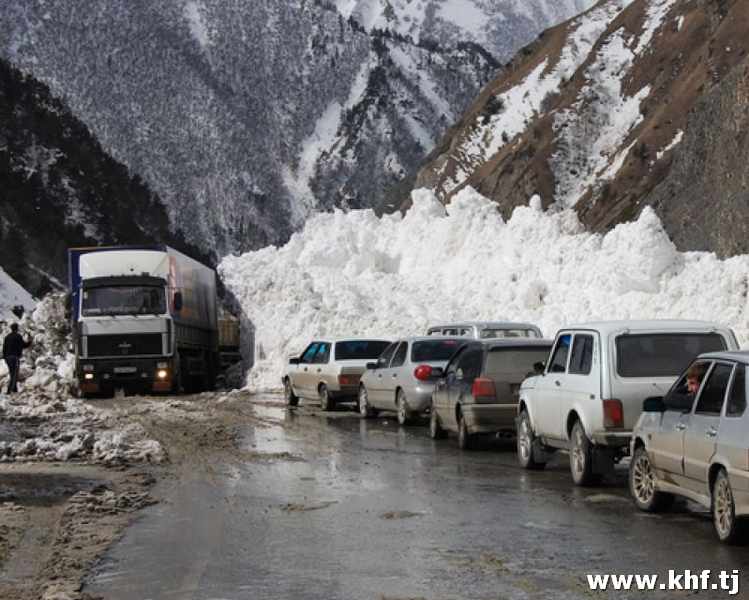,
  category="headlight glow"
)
[157,369,168,380]
[84,373,94,380]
